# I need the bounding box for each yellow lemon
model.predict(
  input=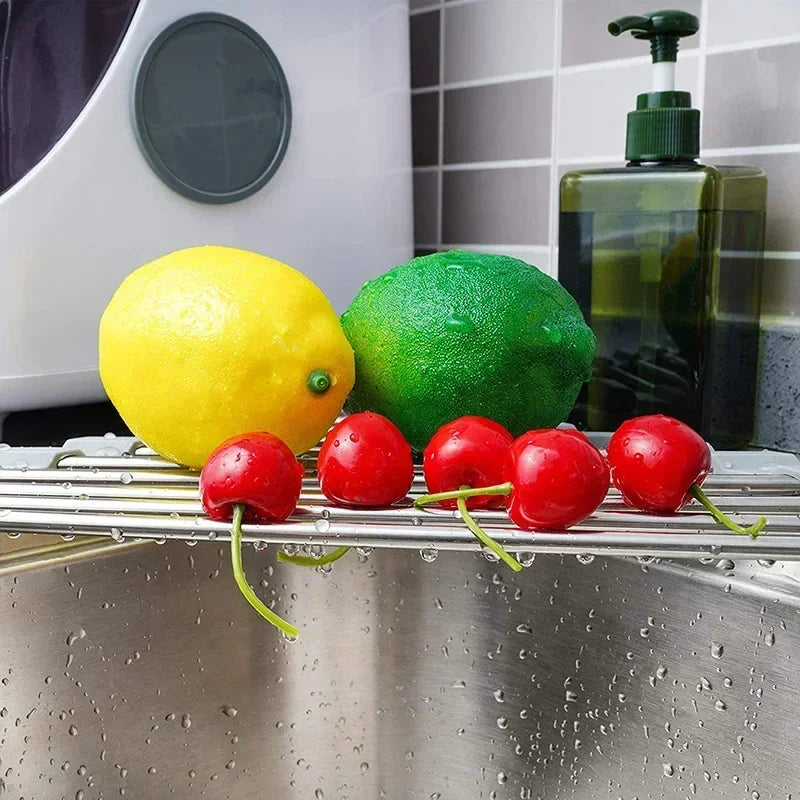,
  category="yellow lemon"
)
[99,246,354,468]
